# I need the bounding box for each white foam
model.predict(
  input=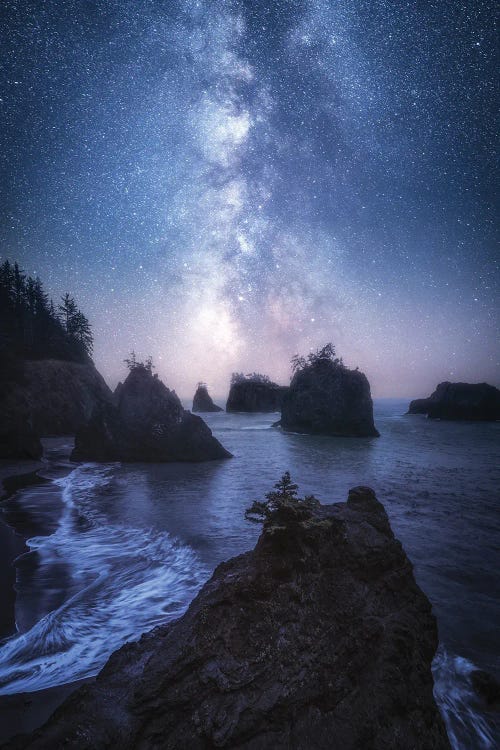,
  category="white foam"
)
[0,465,207,694]
[433,646,498,749]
